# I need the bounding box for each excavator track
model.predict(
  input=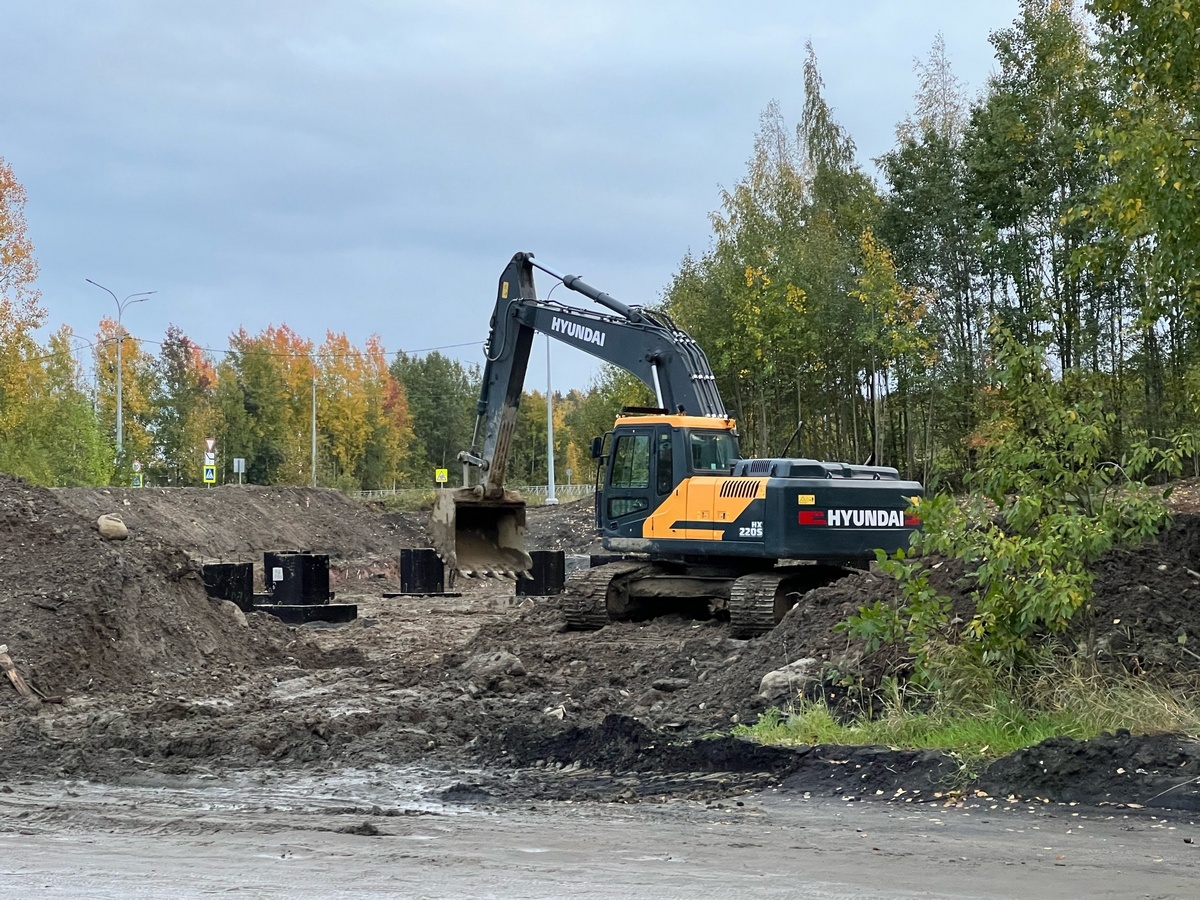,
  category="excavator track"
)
[562,560,651,631]
[727,572,791,639]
